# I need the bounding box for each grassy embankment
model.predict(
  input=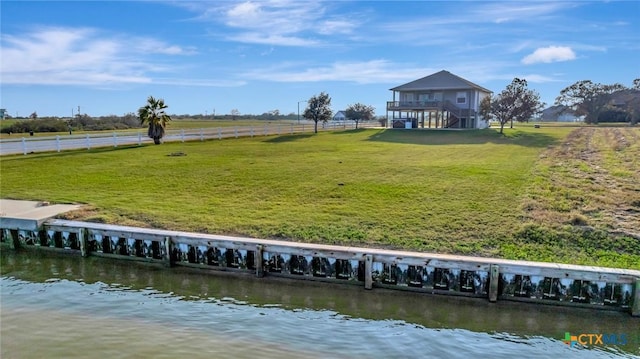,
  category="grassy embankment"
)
[1,124,638,268]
